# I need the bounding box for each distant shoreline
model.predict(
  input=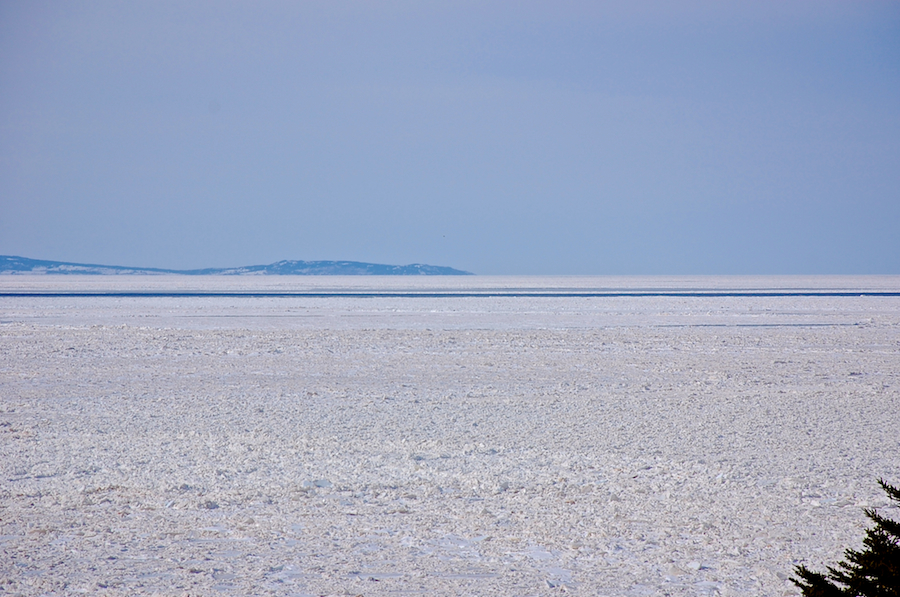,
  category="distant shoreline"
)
[0,255,473,276]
